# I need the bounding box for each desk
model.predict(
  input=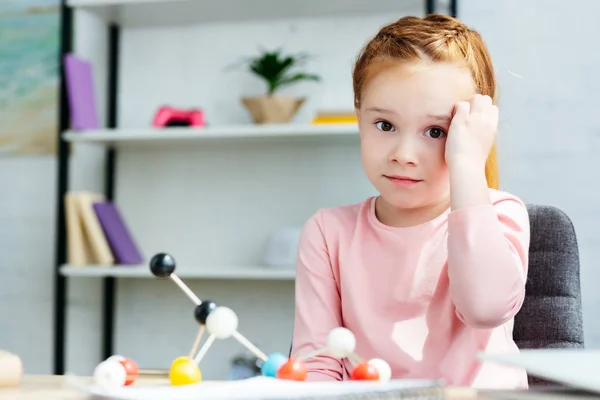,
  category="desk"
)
[0,375,171,400]
[2,375,598,400]
[0,375,480,400]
